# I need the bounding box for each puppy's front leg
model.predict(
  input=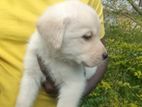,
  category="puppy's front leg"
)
[16,51,44,107]
[57,81,85,107]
